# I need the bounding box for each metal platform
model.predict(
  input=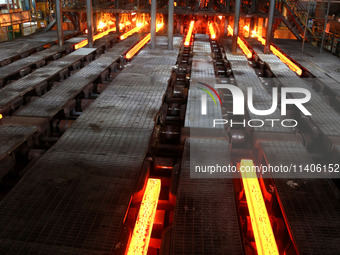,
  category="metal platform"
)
[186,36,223,129]
[0,36,87,86]
[14,36,139,119]
[274,39,340,85]
[0,30,78,67]
[261,39,340,100]
[170,138,244,255]
[223,39,293,134]
[0,36,181,254]
[248,41,340,150]
[261,141,340,254]
[0,47,97,115]
[0,126,37,161]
